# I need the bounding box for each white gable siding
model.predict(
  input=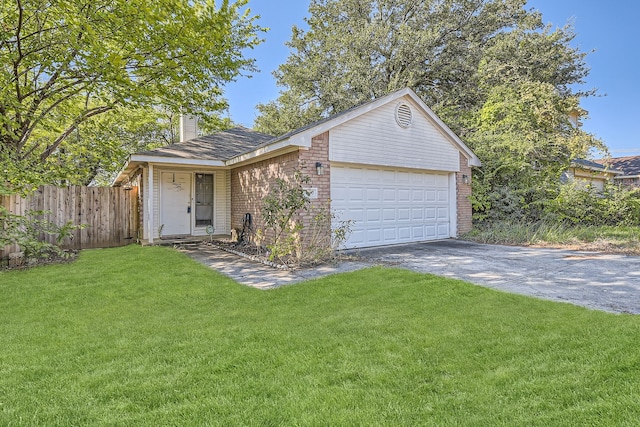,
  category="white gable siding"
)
[329,99,460,172]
